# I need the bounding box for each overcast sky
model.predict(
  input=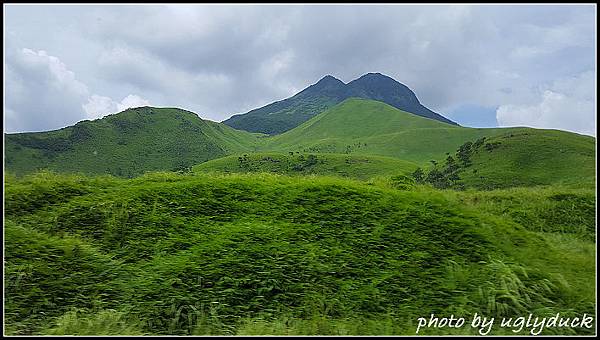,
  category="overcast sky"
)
[4,4,597,136]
